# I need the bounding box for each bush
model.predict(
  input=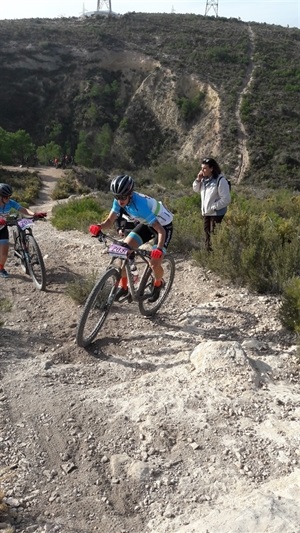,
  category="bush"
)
[51,197,108,232]
[65,270,99,305]
[279,277,300,333]
[51,174,90,200]
[0,169,41,206]
[170,194,202,254]
[177,188,300,294]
